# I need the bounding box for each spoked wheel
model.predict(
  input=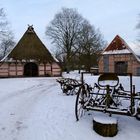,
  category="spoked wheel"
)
[75,84,90,121]
[136,107,140,121]
[62,84,73,95]
[136,113,140,121]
